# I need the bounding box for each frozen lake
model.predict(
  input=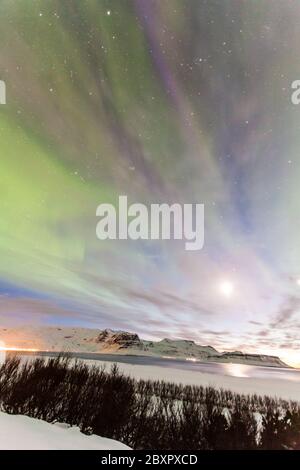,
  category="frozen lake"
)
[17,351,300,383]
